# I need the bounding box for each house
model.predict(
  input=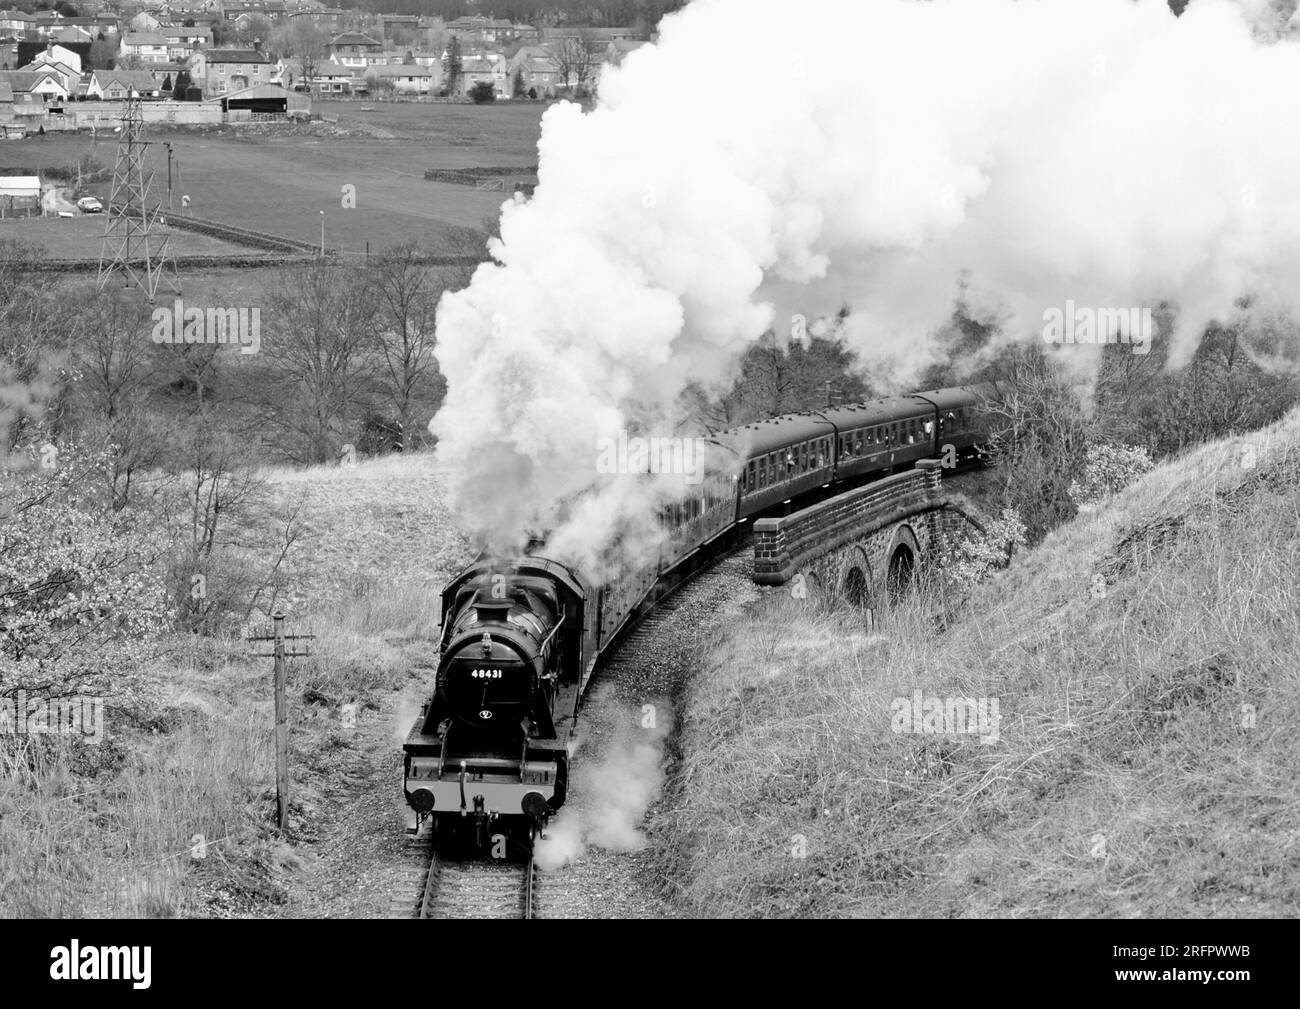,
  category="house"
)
[18,46,81,94]
[508,47,561,98]
[325,32,382,70]
[191,47,273,96]
[32,11,65,38]
[0,12,36,41]
[310,58,355,94]
[86,69,164,100]
[164,3,221,19]
[50,26,94,46]
[162,27,214,47]
[457,52,507,97]
[0,69,71,103]
[364,62,437,95]
[544,26,647,44]
[223,3,289,26]
[22,43,82,75]
[160,27,212,62]
[129,12,162,34]
[121,32,170,63]
[57,16,119,37]
[446,16,519,44]
[380,14,418,40]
